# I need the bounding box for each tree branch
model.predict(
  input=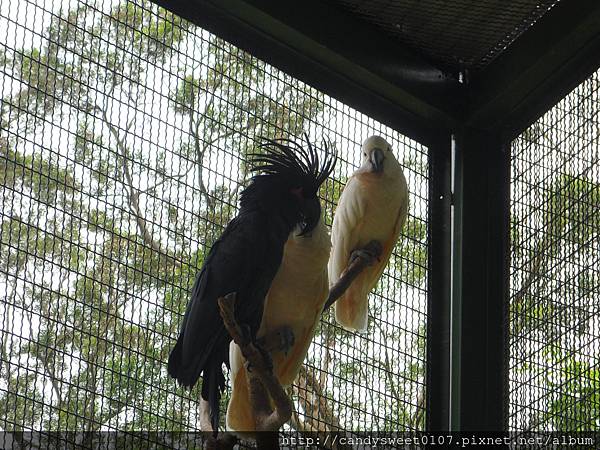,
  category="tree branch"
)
[373,319,402,402]
[188,51,226,213]
[323,240,383,311]
[296,365,343,431]
[291,367,354,450]
[139,163,195,196]
[189,120,247,213]
[216,293,291,450]
[35,352,63,410]
[410,388,426,430]
[99,106,174,261]
[189,117,215,212]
